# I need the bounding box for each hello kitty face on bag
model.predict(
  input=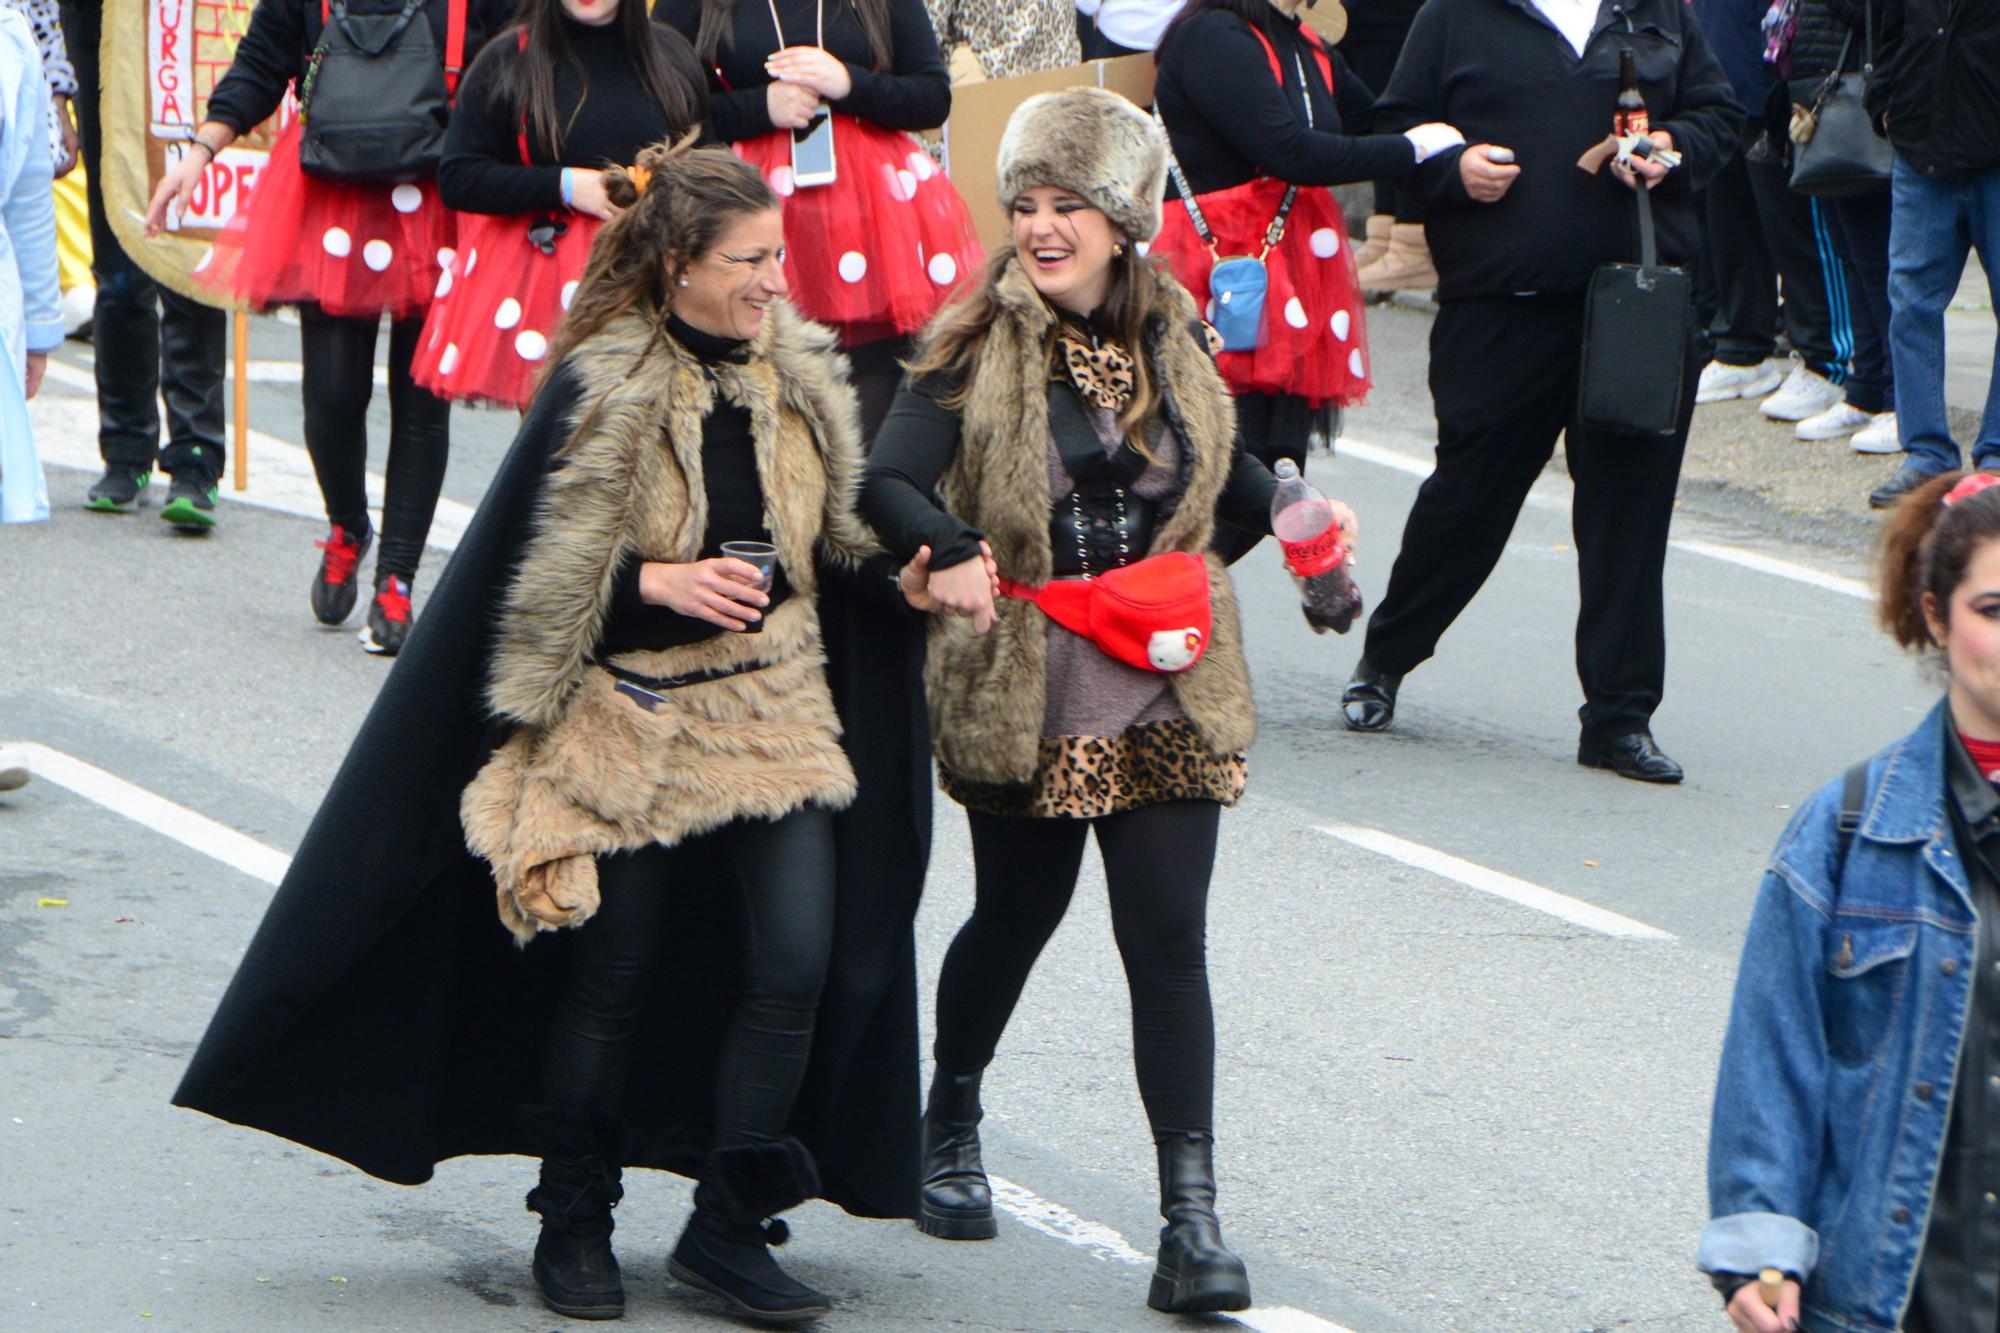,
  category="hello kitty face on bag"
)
[1147,628,1204,672]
